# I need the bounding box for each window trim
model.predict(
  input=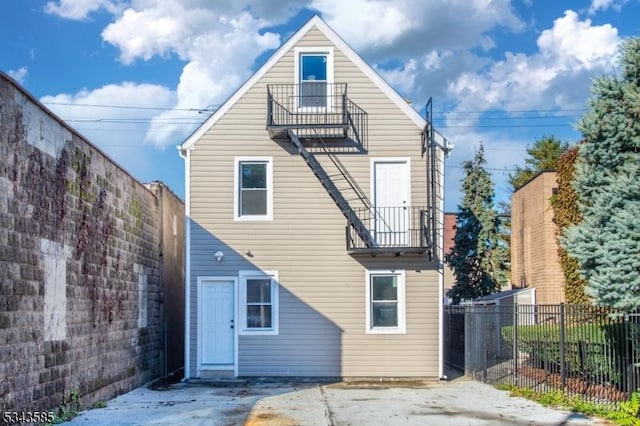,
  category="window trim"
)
[239,270,279,335]
[234,157,273,221]
[294,47,334,112]
[365,270,406,334]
